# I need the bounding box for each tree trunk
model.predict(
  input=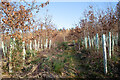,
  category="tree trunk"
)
[2,41,5,57]
[0,36,3,78]
[118,2,120,46]
[118,21,120,46]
